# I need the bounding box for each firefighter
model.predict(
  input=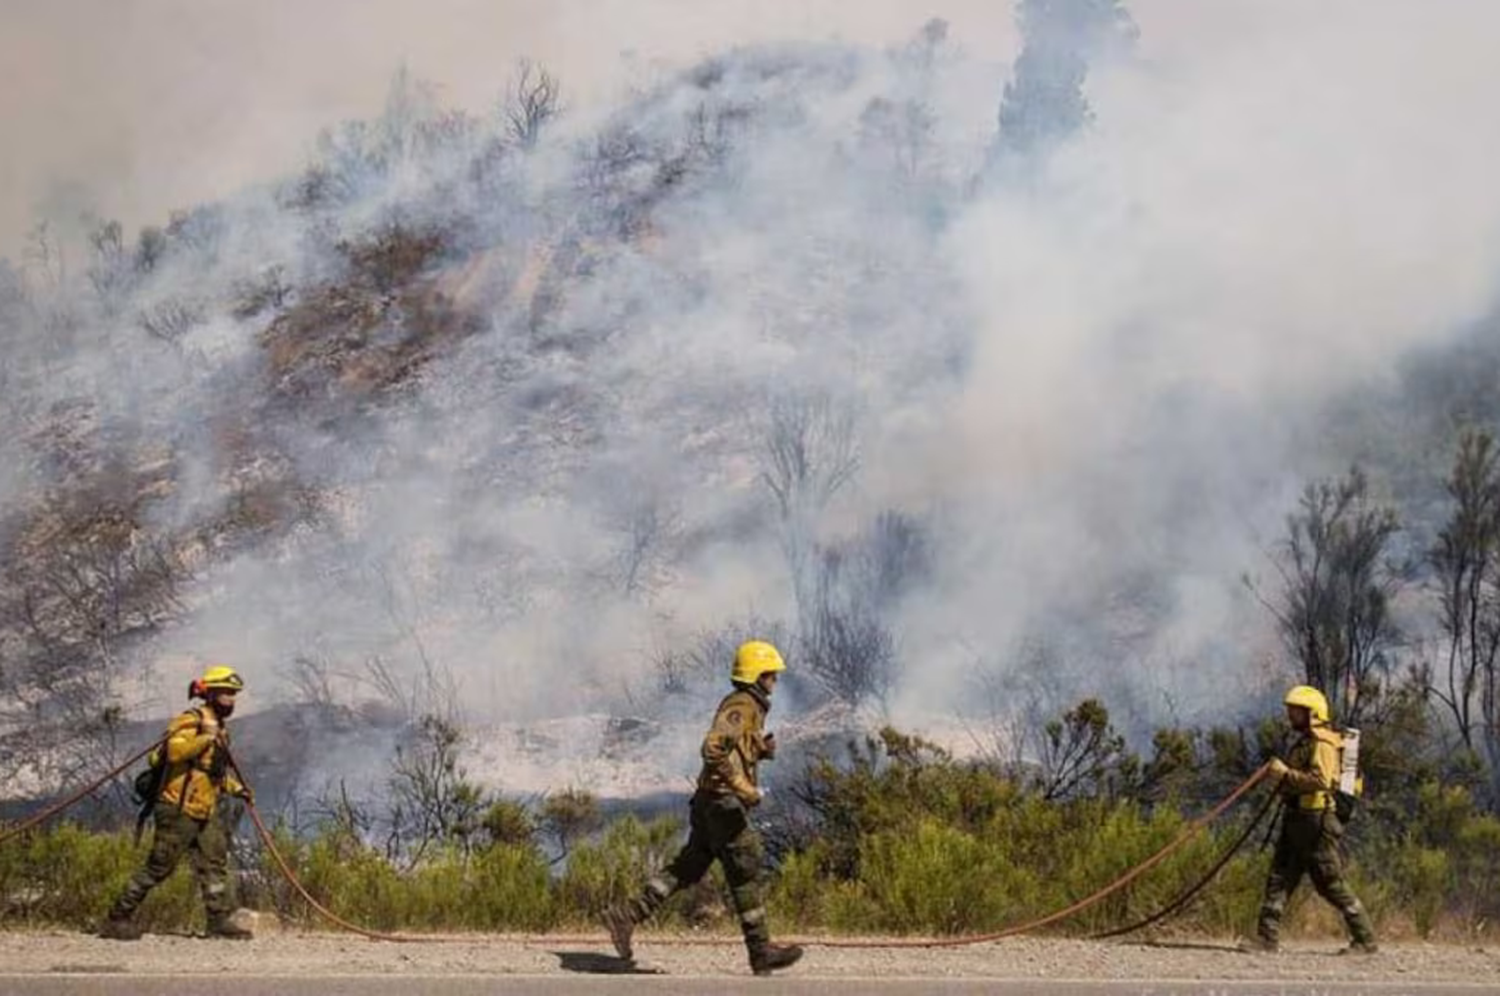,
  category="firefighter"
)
[605,640,804,976]
[99,665,253,941]
[1244,684,1377,954]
